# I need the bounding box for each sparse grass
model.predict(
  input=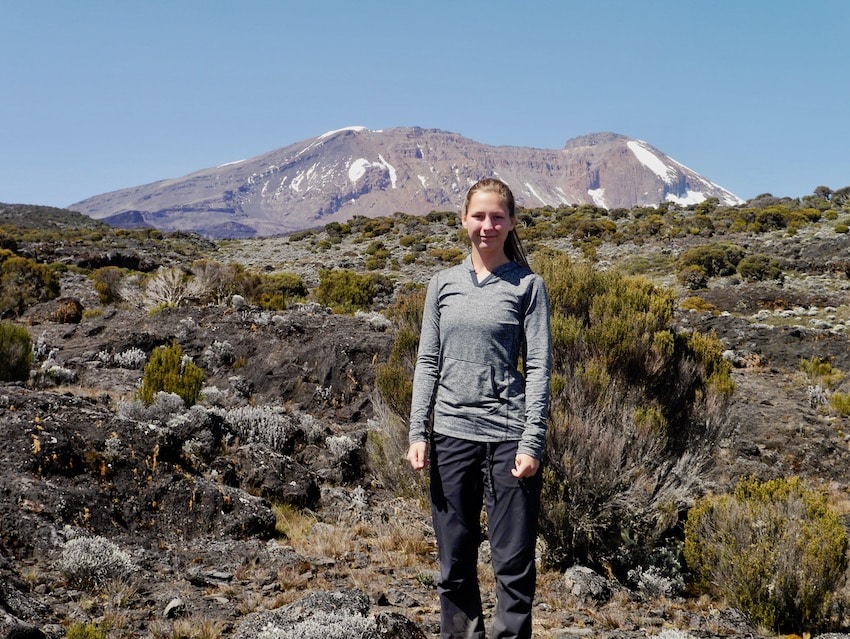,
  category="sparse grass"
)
[150,616,227,639]
[800,356,844,389]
